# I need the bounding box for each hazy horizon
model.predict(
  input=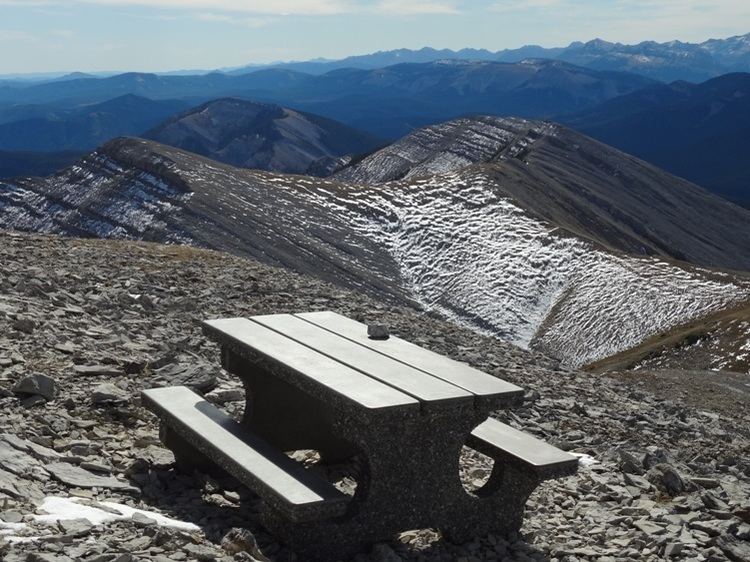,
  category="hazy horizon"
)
[1,0,749,74]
